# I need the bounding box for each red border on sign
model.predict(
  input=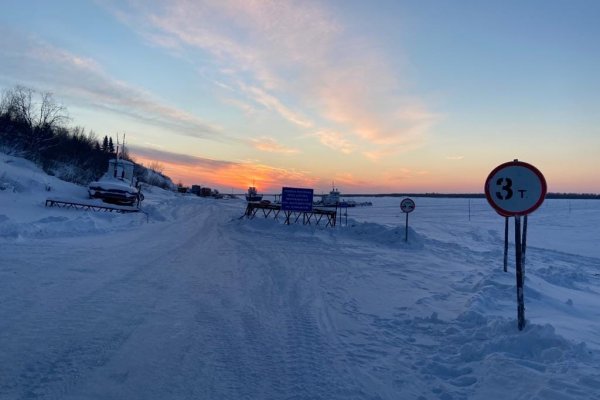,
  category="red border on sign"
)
[484,160,547,217]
